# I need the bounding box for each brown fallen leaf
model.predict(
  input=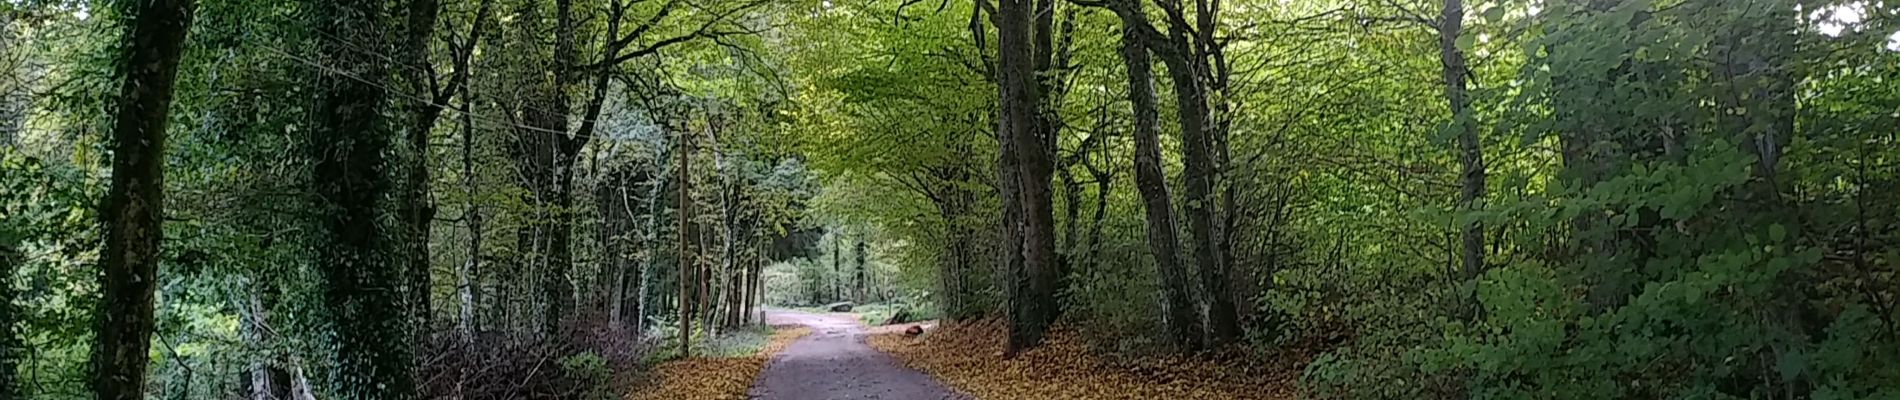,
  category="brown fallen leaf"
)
[626,327,811,400]
[867,320,1302,400]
